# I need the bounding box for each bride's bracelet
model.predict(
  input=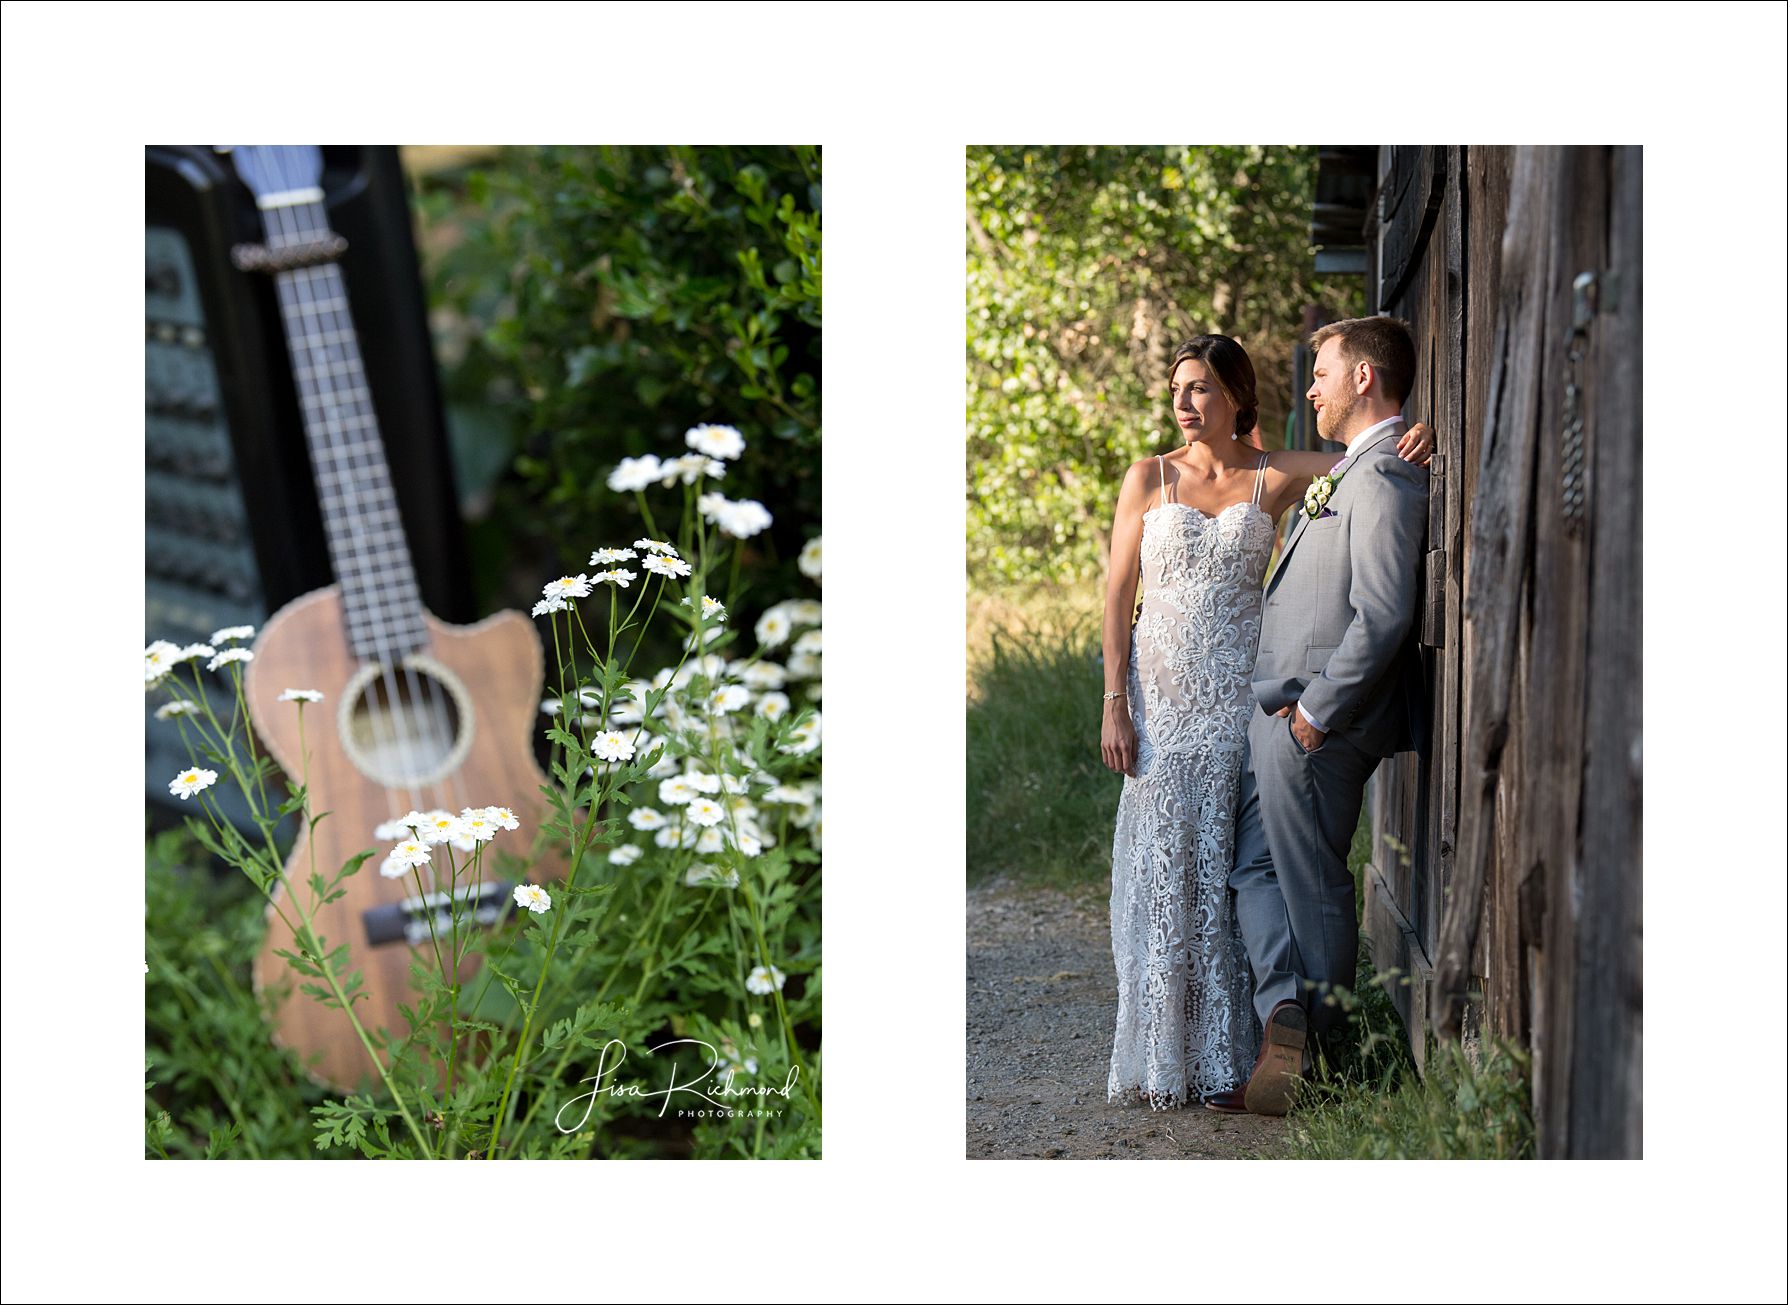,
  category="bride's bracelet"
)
[1102,690,1126,701]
